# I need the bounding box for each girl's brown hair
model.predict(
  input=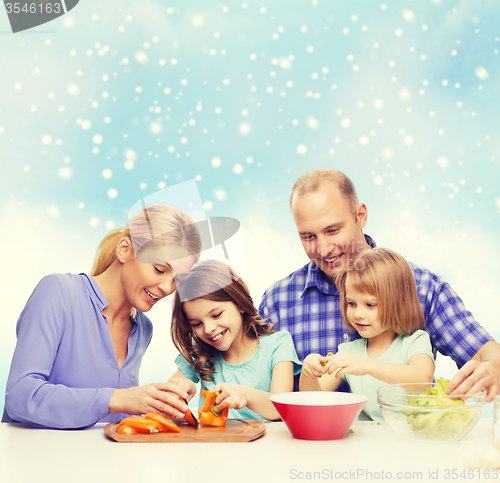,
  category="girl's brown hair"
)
[171,259,274,381]
[90,204,201,276]
[336,248,425,336]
